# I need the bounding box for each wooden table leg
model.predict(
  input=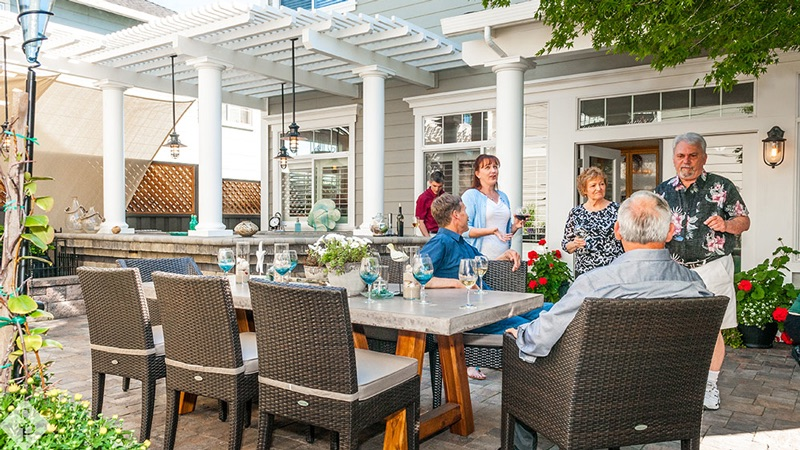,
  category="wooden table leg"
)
[383,330,426,450]
[236,309,254,332]
[436,333,474,436]
[177,392,197,415]
[352,324,369,350]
